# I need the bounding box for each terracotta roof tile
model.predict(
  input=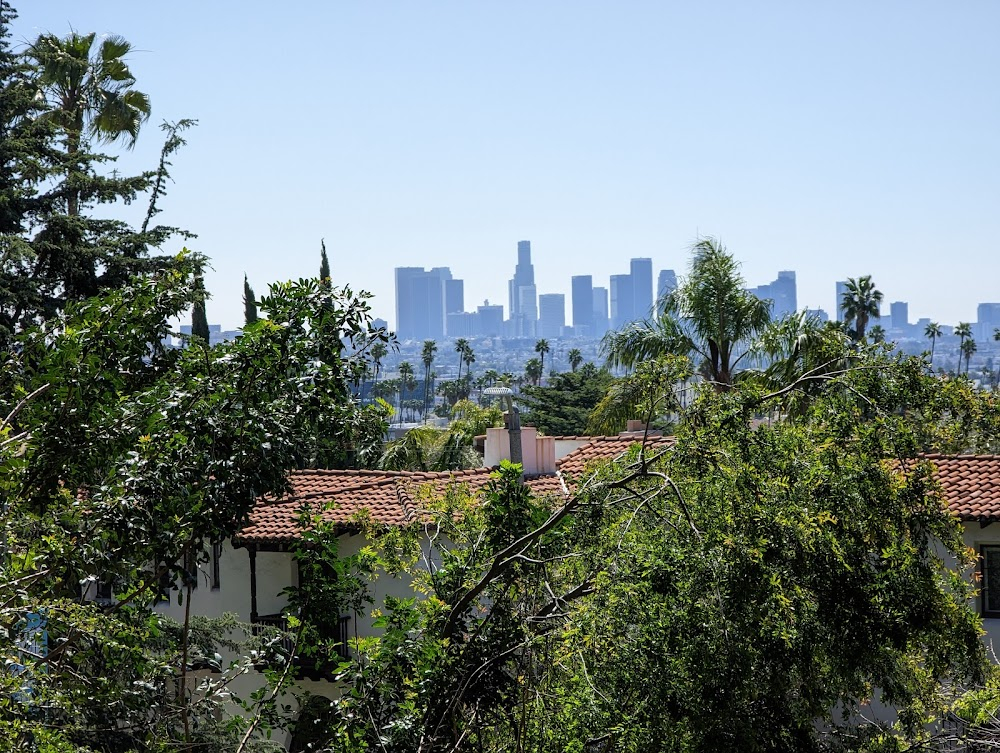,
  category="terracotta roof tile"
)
[557,435,674,486]
[912,454,1000,523]
[236,436,674,546]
